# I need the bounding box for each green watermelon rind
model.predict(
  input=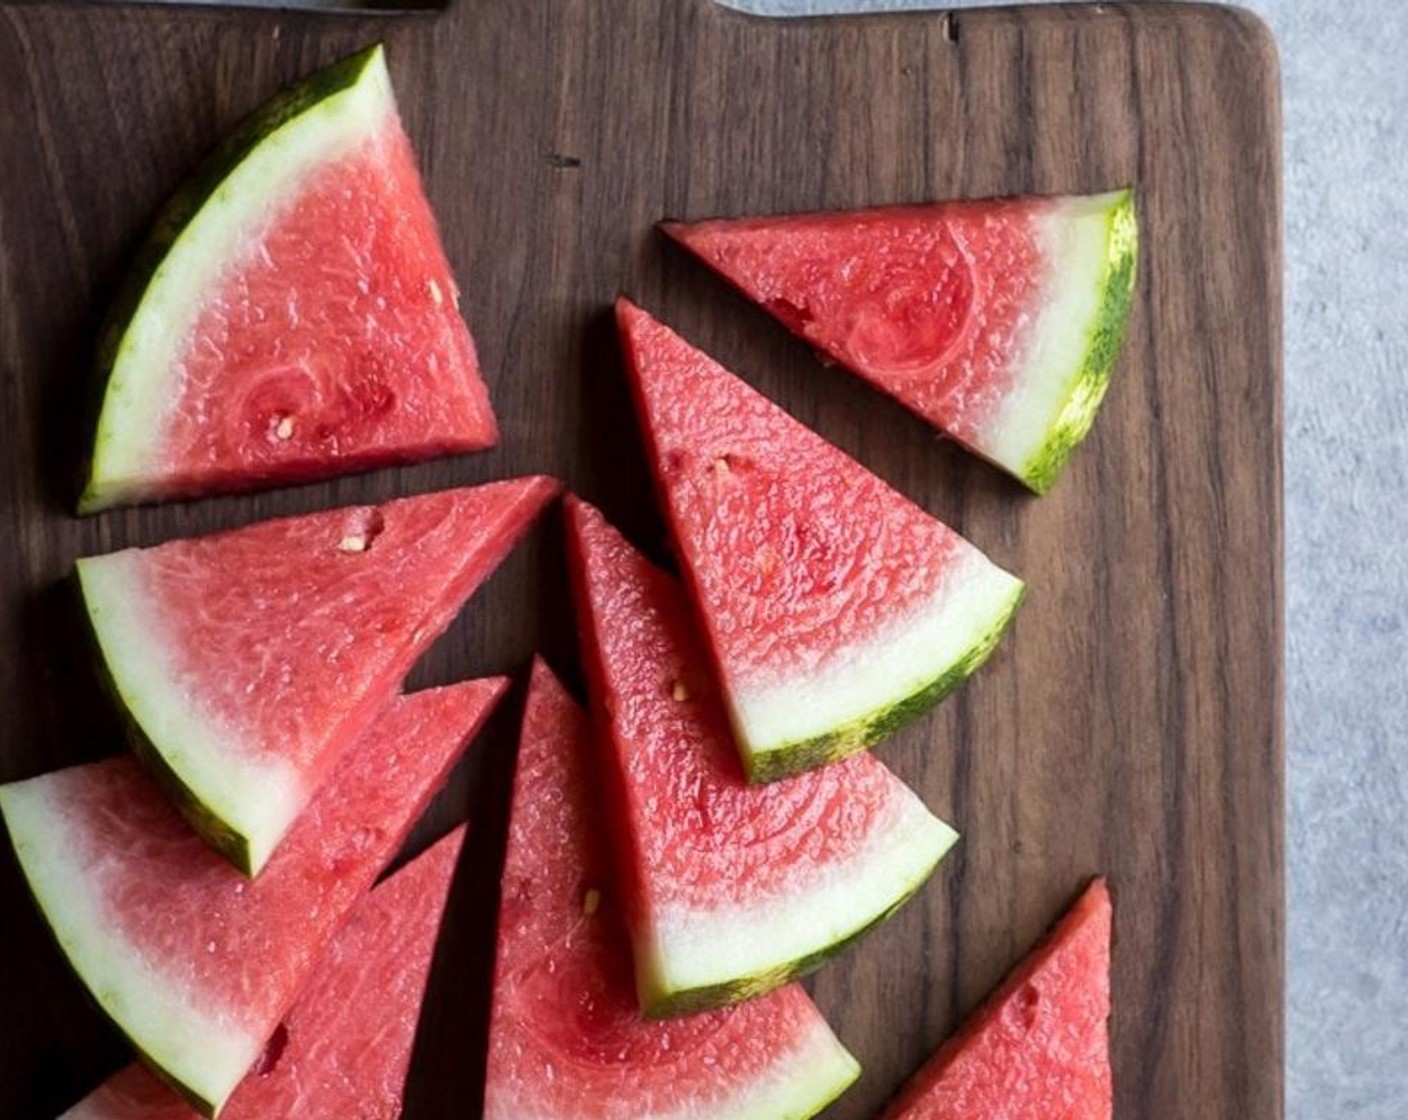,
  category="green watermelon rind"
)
[638,792,959,1018]
[0,779,257,1118]
[1007,190,1139,495]
[79,554,256,873]
[75,552,304,878]
[743,577,1026,785]
[643,869,931,1020]
[79,44,395,515]
[491,1016,860,1120]
[729,550,1025,785]
[124,712,256,877]
[721,1017,861,1120]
